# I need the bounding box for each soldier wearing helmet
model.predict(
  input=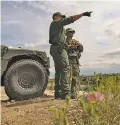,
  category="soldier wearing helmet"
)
[66,28,83,99]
